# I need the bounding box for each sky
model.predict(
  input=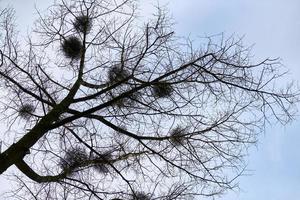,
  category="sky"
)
[0,0,299,199]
